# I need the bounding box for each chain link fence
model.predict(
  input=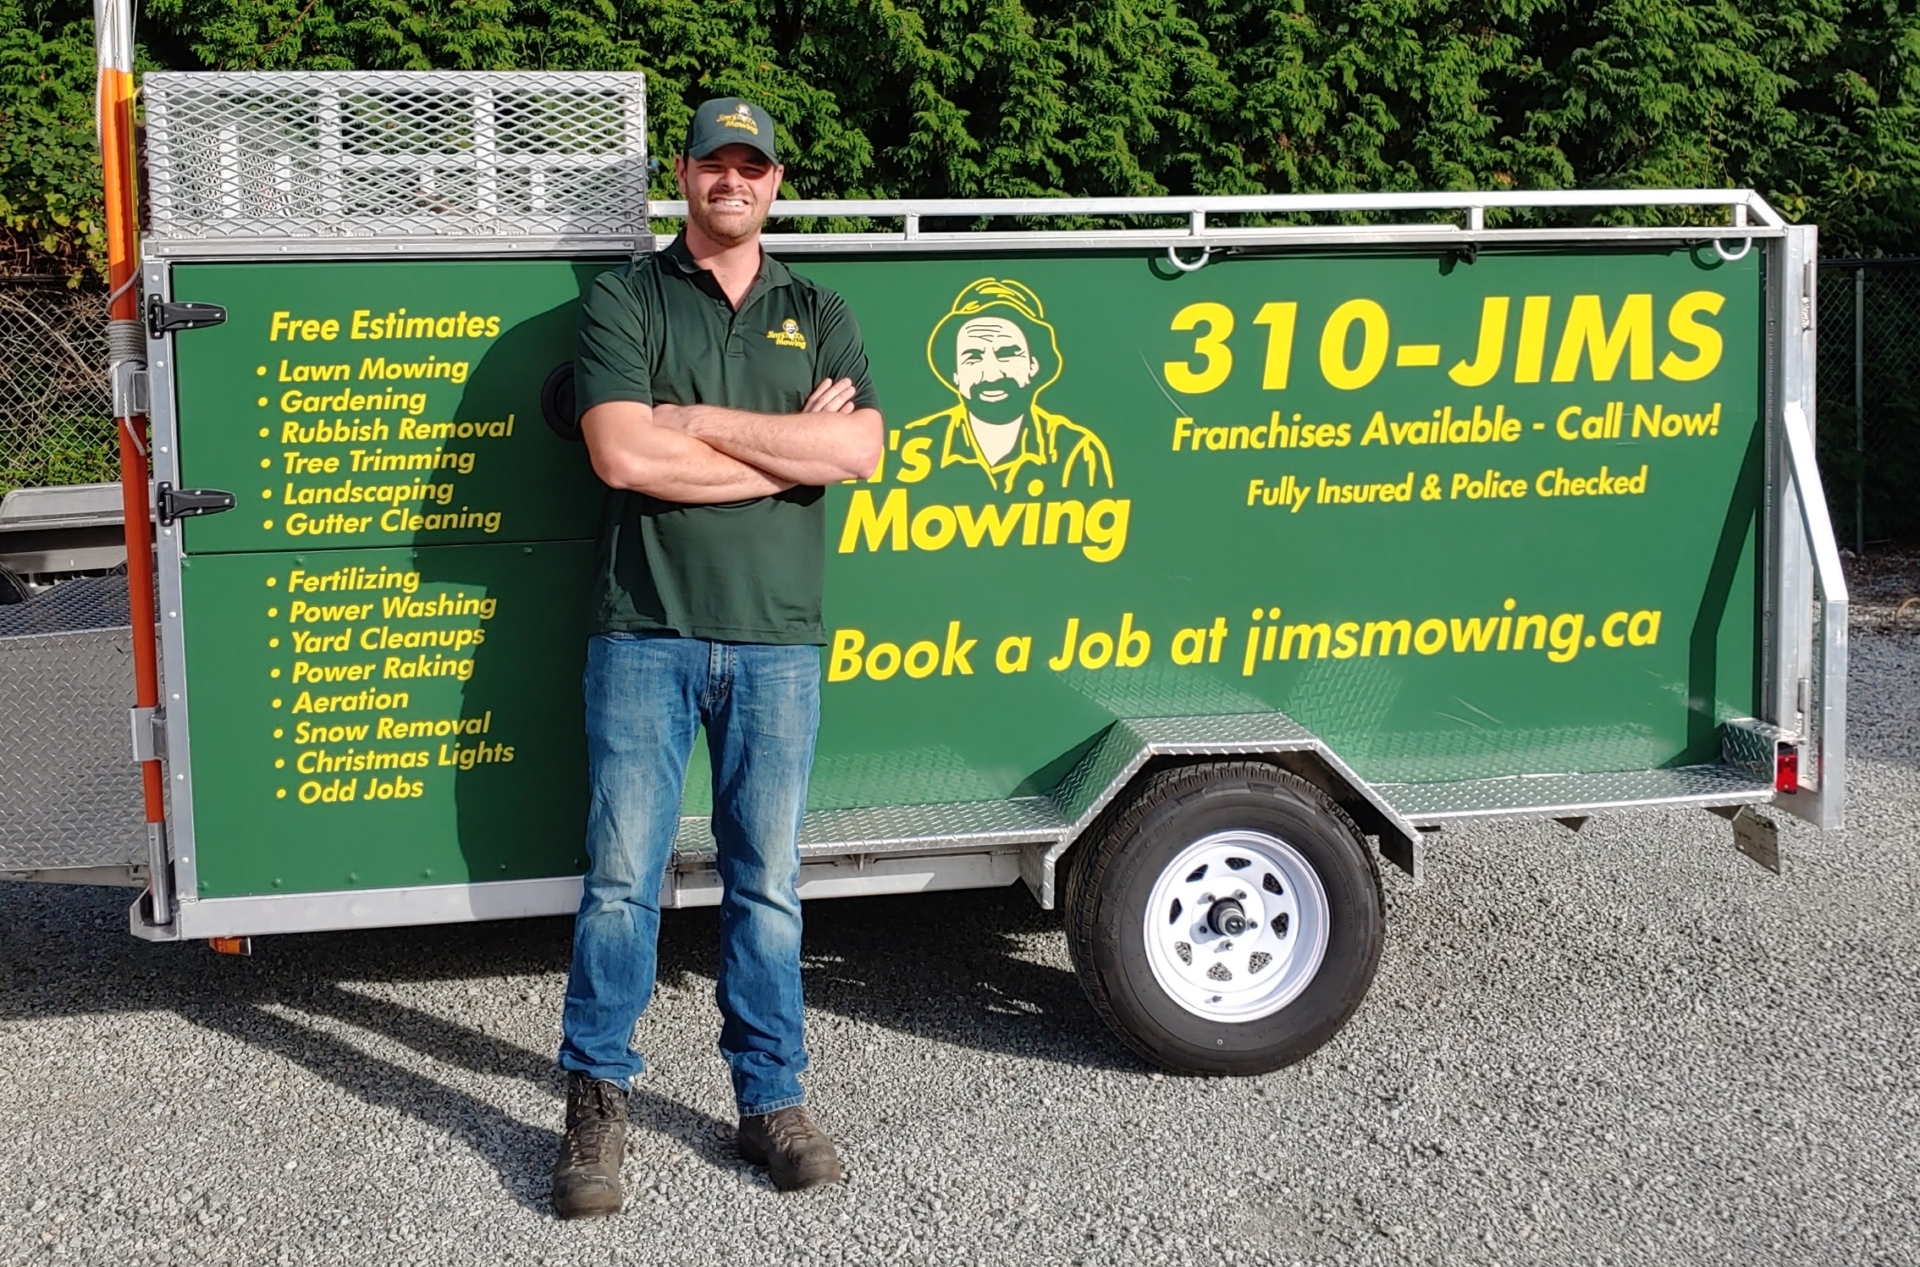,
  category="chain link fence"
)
[0,281,118,498]
[1817,258,1920,551]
